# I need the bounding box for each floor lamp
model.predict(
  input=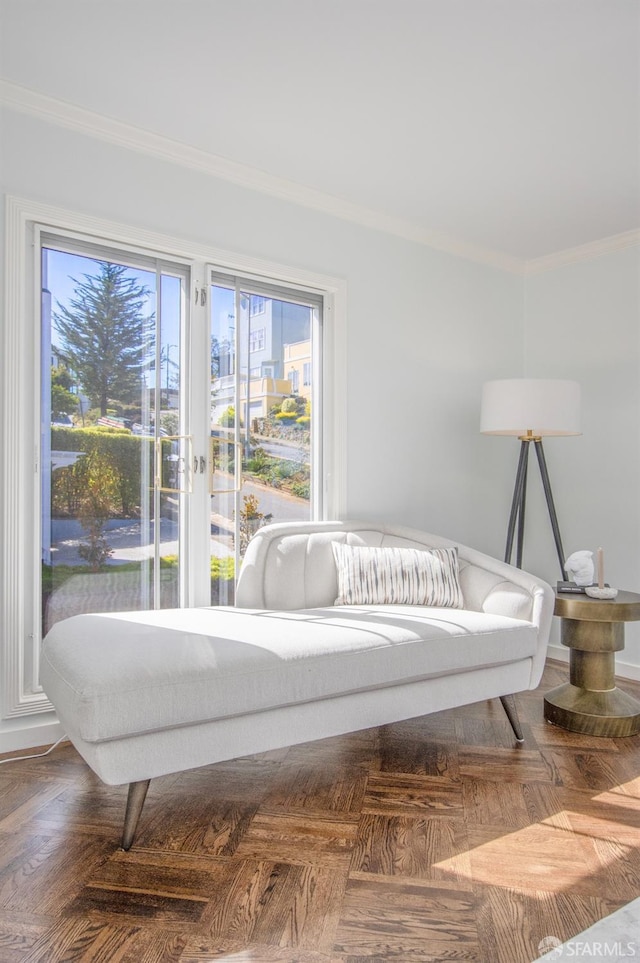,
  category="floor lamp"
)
[480,379,581,579]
